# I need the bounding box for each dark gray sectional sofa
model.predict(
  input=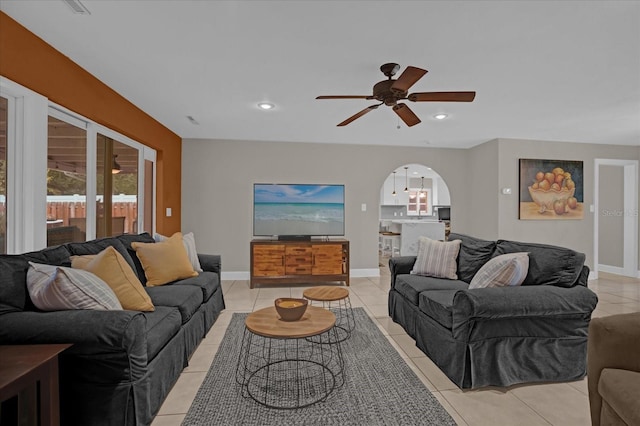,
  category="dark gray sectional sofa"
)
[388,232,598,389]
[0,233,225,426]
